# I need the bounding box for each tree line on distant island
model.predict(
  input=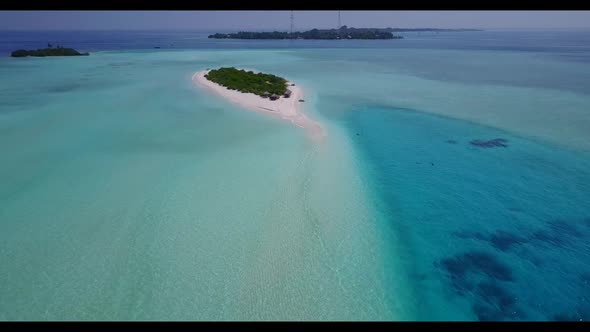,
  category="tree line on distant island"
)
[209,26,403,40]
[11,44,89,57]
[208,26,483,40]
